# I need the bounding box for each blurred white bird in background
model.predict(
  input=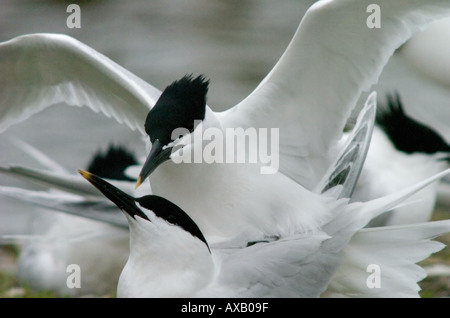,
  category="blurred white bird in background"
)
[353,92,450,227]
[1,143,146,296]
[1,0,450,297]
